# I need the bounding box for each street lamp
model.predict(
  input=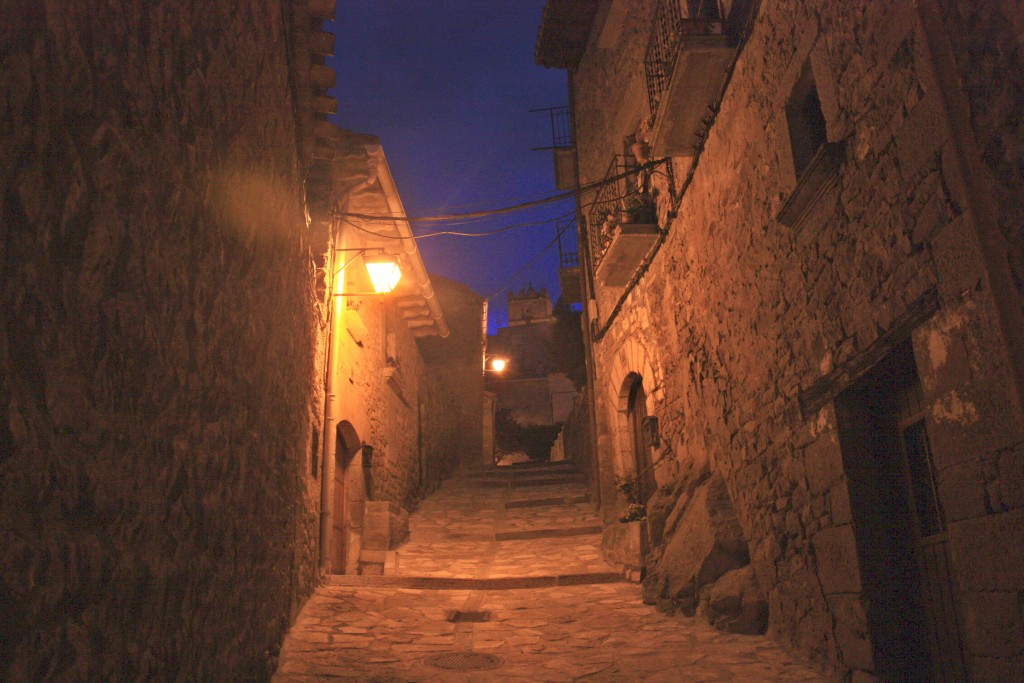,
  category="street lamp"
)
[333,250,402,296]
[364,255,402,294]
[484,356,508,373]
